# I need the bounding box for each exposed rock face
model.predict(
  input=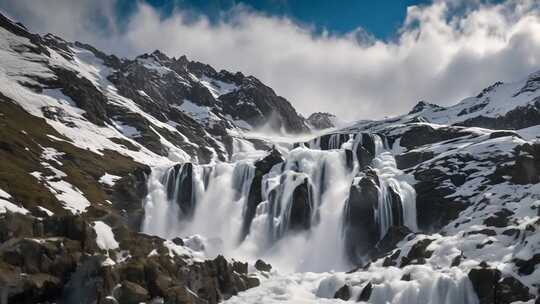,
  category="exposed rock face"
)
[307,112,337,130]
[512,142,540,184]
[288,178,314,231]
[399,124,472,150]
[241,148,283,241]
[343,172,380,264]
[163,163,196,219]
[468,267,534,304]
[112,166,151,230]
[459,98,540,130]
[408,101,445,115]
